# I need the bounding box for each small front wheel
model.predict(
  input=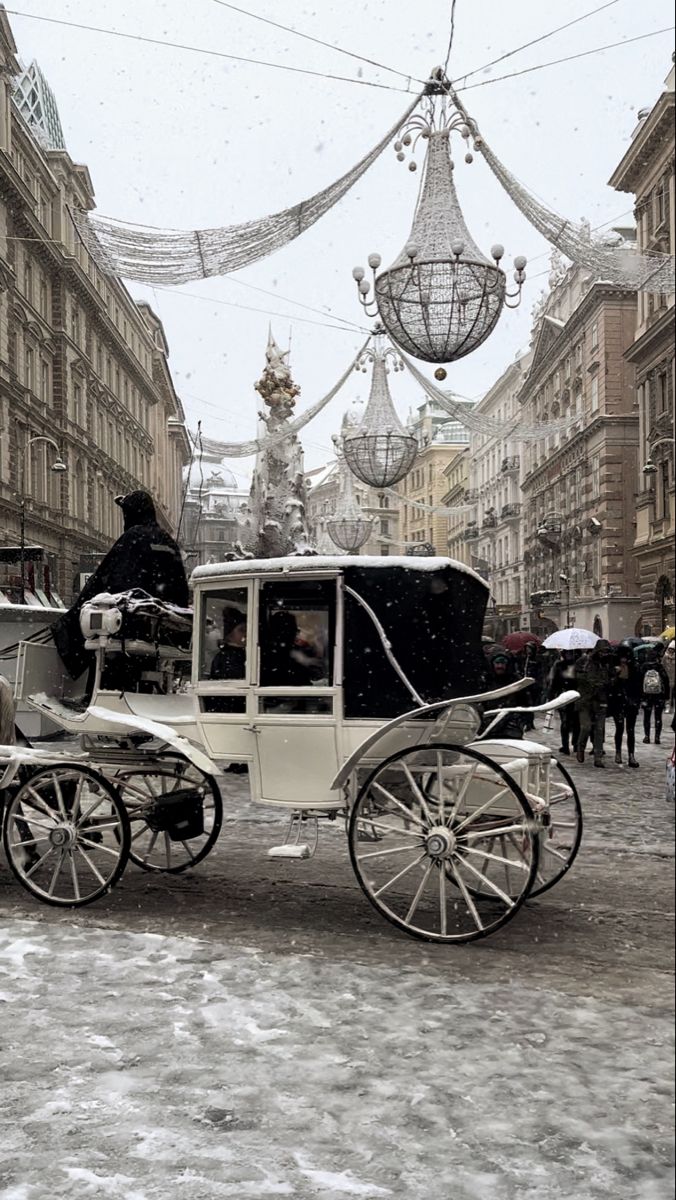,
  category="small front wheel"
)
[349,743,539,943]
[3,764,130,907]
[113,756,222,873]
